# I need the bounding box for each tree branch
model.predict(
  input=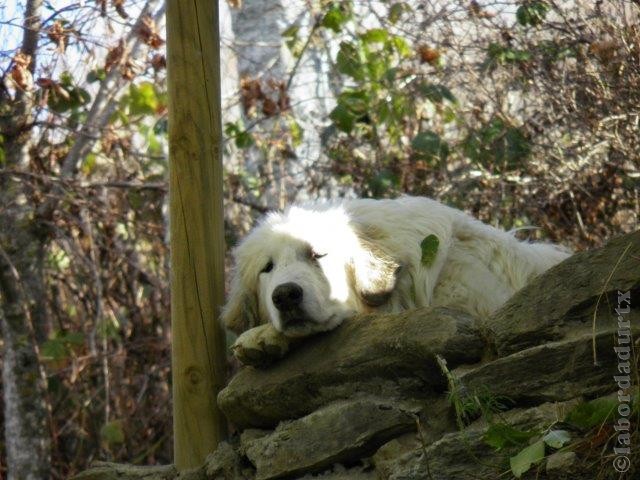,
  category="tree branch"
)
[60,0,165,178]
